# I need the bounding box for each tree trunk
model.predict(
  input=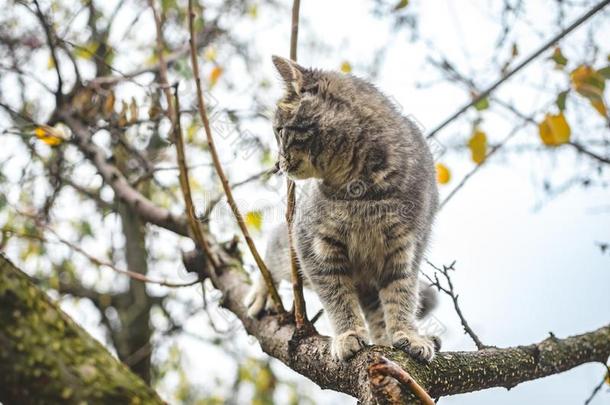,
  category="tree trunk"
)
[0,253,164,405]
[114,201,153,383]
